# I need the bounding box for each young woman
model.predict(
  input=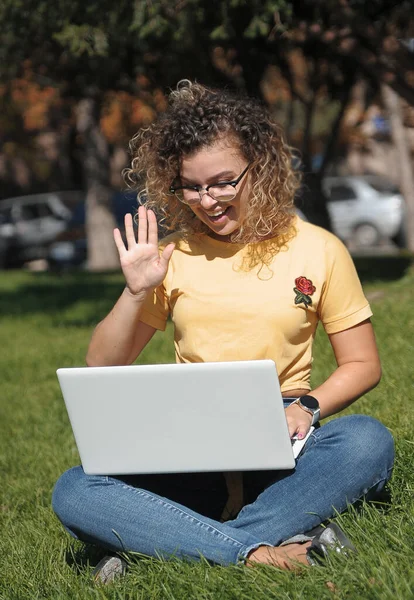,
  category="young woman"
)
[52,80,394,578]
